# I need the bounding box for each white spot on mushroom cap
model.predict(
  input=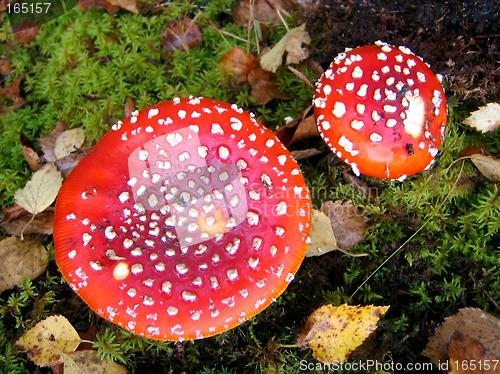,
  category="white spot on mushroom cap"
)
[332,102,346,118]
